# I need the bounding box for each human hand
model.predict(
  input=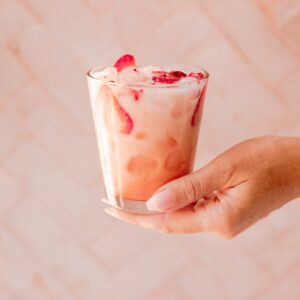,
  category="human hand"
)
[105,136,300,238]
